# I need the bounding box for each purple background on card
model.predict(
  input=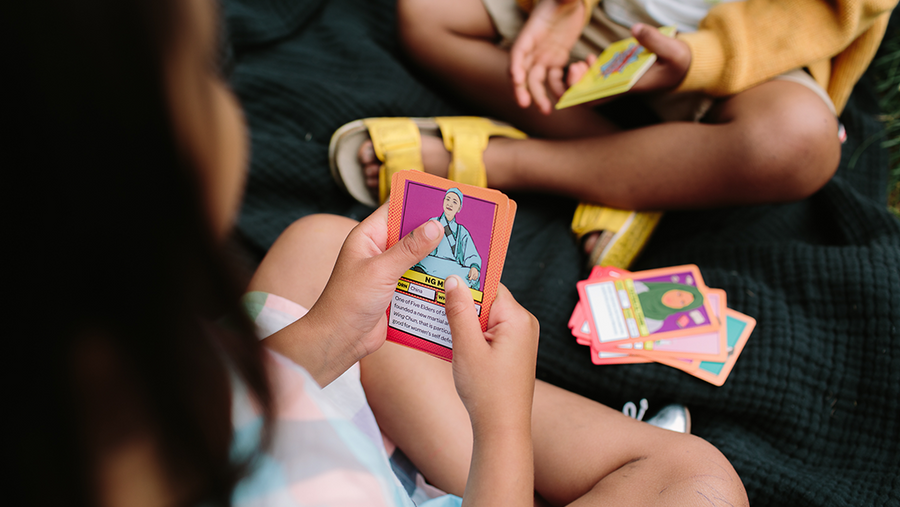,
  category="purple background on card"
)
[400,181,496,290]
[633,270,711,333]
